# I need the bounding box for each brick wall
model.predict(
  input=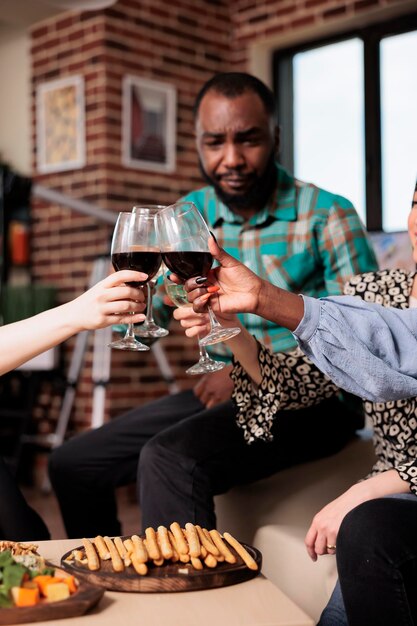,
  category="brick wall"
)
[30,0,231,433]
[30,0,413,434]
[230,0,414,69]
